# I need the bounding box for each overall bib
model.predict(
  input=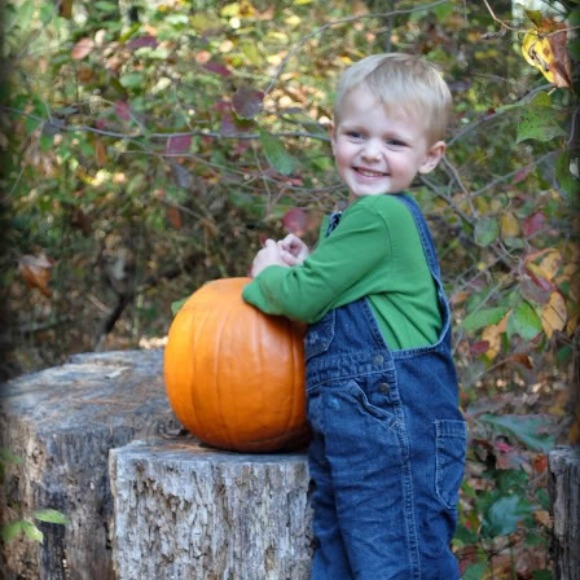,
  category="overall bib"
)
[305,194,466,580]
